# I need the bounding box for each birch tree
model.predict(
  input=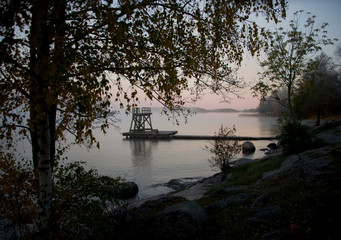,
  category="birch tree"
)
[0,0,286,236]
